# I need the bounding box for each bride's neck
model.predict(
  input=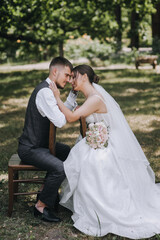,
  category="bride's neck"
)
[81,83,96,98]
